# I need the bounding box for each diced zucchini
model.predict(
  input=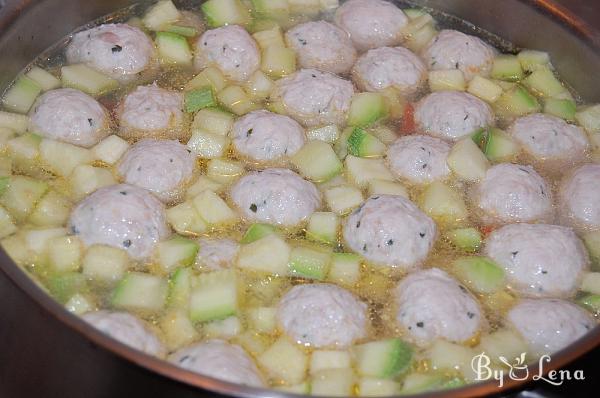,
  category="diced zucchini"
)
[324,184,364,215]
[203,316,242,338]
[523,68,567,97]
[518,50,550,72]
[189,269,239,322]
[477,328,529,365]
[359,378,401,397]
[288,245,331,280]
[82,244,130,283]
[186,176,225,199]
[420,181,468,227]
[310,350,351,374]
[347,92,388,127]
[401,372,465,394]
[306,211,339,245]
[187,128,230,158]
[156,31,192,66]
[168,266,193,309]
[186,67,228,92]
[0,111,29,133]
[490,55,523,82]
[581,272,600,295]
[237,234,291,275]
[39,138,94,177]
[275,382,310,394]
[65,293,94,315]
[494,85,541,118]
[47,272,87,304]
[291,140,342,182]
[156,236,199,273]
[452,256,505,294]
[47,235,82,272]
[251,0,290,18]
[258,336,308,385]
[346,127,386,158]
[91,135,129,165]
[368,179,408,198]
[368,125,398,146]
[201,0,251,28]
[160,309,199,351]
[583,231,600,269]
[447,138,489,182]
[379,87,407,120]
[2,76,42,113]
[467,75,503,103]
[112,272,168,312]
[26,66,61,91]
[185,88,217,114]
[402,12,434,37]
[311,368,355,397]
[245,70,274,100]
[575,104,600,133]
[0,157,11,177]
[166,201,208,235]
[247,306,277,334]
[0,126,16,149]
[69,164,116,200]
[191,190,238,226]
[0,205,17,239]
[404,22,437,53]
[253,25,285,50]
[288,0,321,14]
[142,0,181,31]
[328,253,361,286]
[61,64,118,96]
[353,338,413,378]
[427,340,477,381]
[345,155,394,189]
[261,45,297,78]
[483,128,519,162]
[192,107,234,136]
[235,330,270,357]
[218,85,257,115]
[428,69,466,92]
[206,158,245,184]
[7,132,41,162]
[161,23,198,37]
[404,8,428,20]
[306,124,339,143]
[241,223,278,244]
[0,175,48,222]
[577,294,600,315]
[23,227,66,255]
[544,98,576,121]
[445,227,482,253]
